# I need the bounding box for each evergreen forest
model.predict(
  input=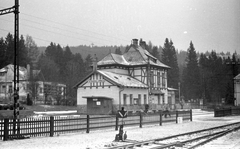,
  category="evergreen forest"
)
[0,33,239,106]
